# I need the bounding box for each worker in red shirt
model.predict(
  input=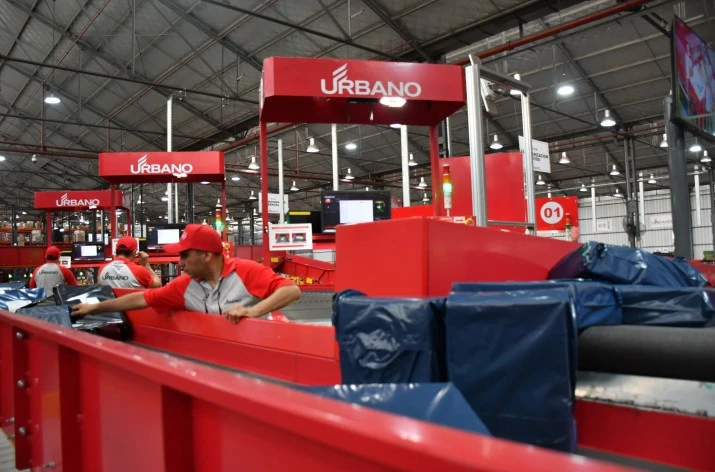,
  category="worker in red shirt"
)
[98,236,161,288]
[71,224,301,323]
[29,246,78,294]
